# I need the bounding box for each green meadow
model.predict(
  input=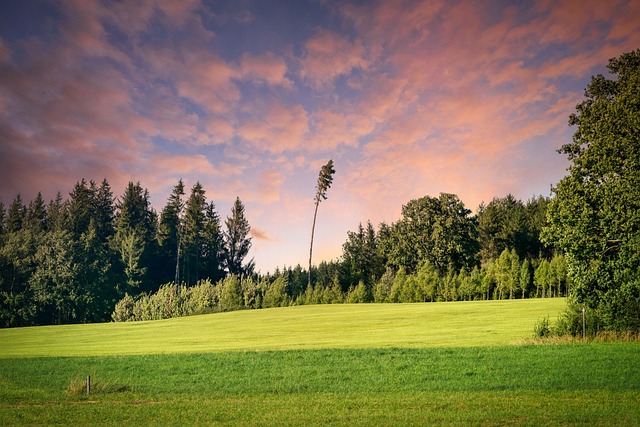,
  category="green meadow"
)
[2,299,639,426]
[1,299,566,357]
